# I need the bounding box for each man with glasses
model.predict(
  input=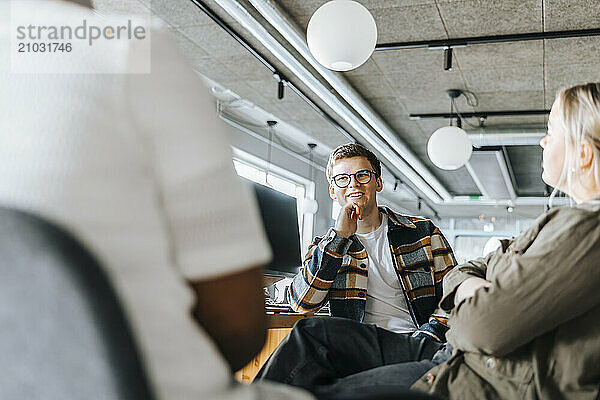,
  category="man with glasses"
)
[256,143,456,397]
